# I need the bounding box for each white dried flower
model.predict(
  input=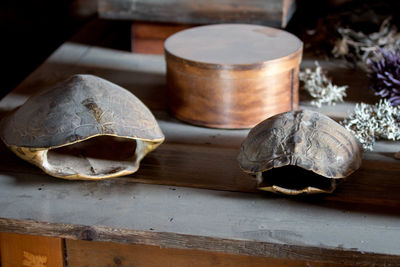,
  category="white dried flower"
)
[299,62,347,107]
[341,99,400,151]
